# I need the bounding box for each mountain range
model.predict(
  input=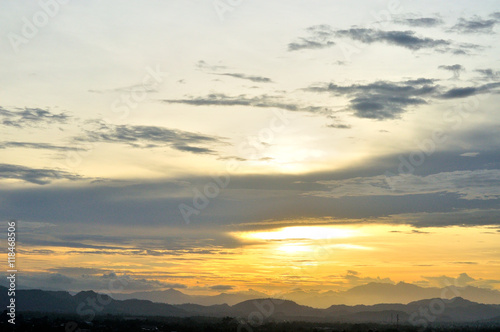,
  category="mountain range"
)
[2,285,500,324]
[111,282,500,308]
